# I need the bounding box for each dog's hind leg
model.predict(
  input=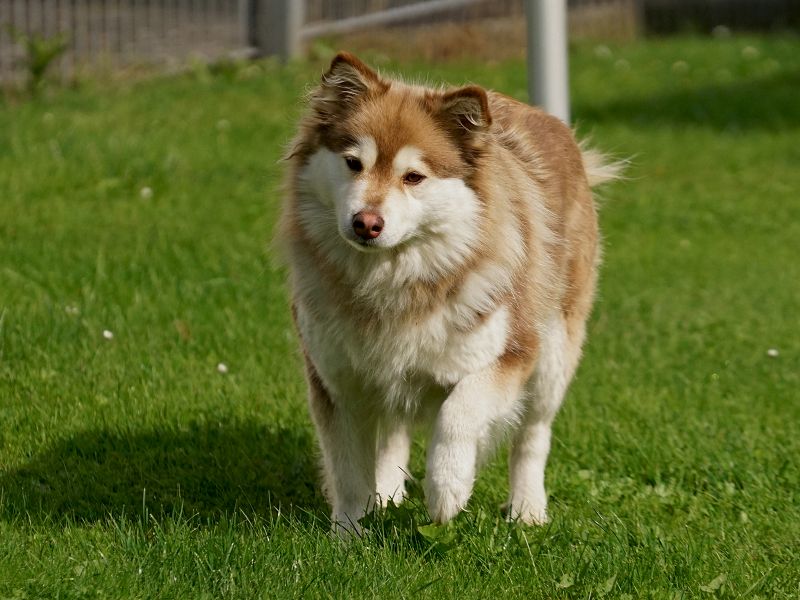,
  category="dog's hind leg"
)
[507,314,582,524]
